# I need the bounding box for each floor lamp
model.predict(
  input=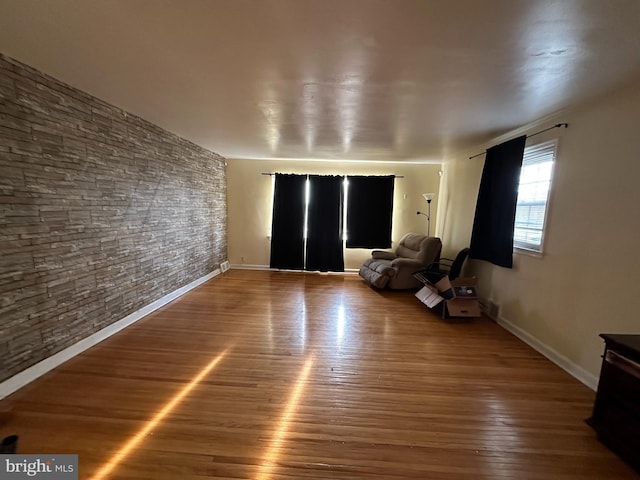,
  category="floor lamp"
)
[416,193,434,237]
